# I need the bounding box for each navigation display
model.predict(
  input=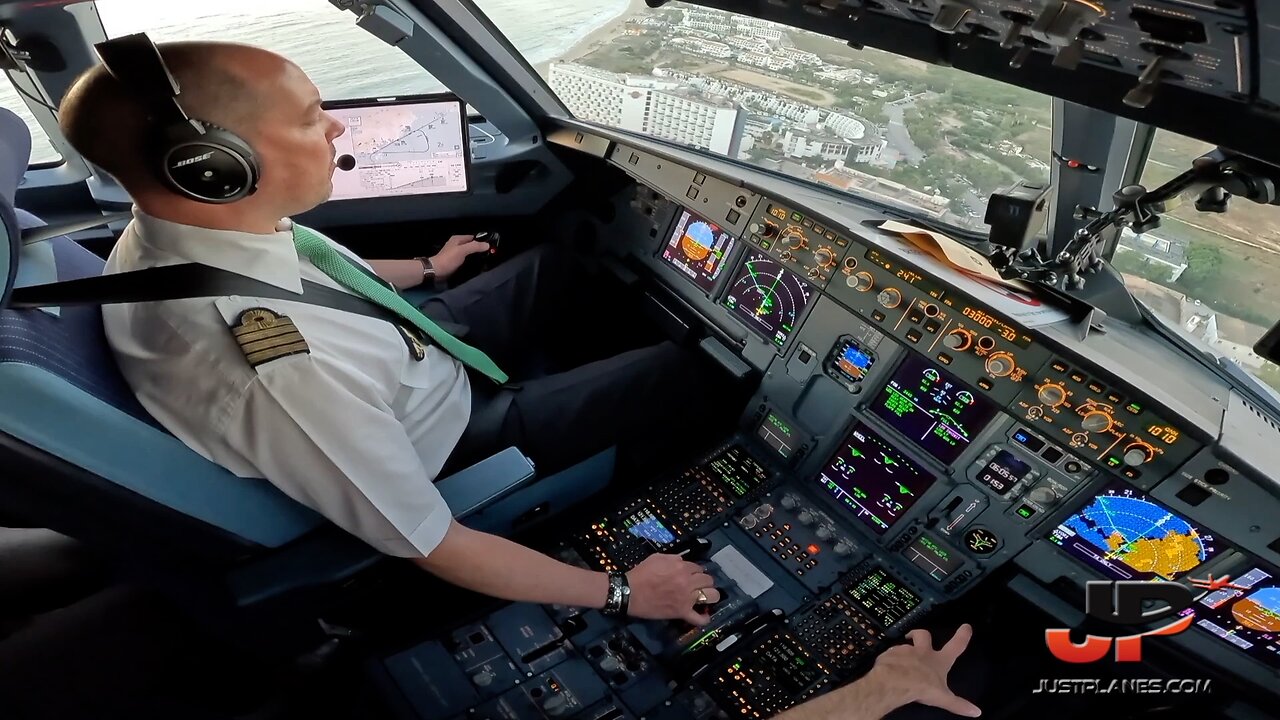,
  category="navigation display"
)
[660,209,737,292]
[723,251,815,348]
[870,354,1001,464]
[325,94,470,200]
[816,423,937,535]
[1181,565,1280,669]
[1047,480,1222,581]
